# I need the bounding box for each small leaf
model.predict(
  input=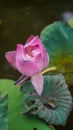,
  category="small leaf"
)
[40,21,73,85]
[0,93,9,130]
